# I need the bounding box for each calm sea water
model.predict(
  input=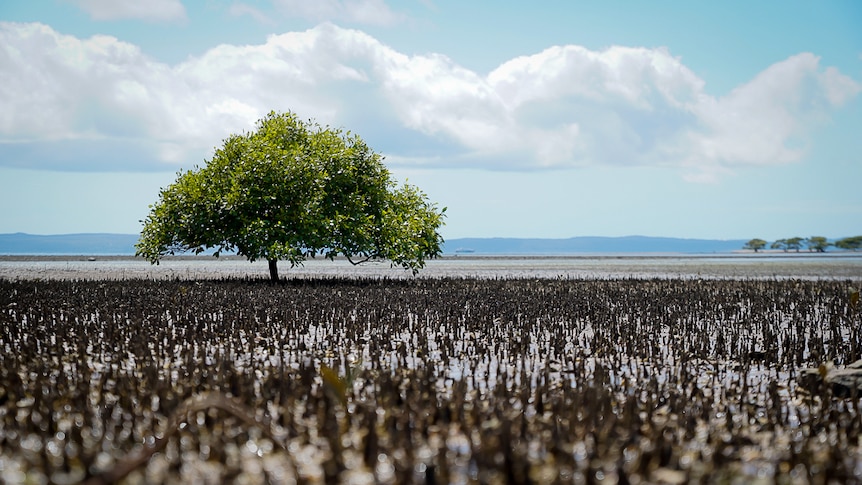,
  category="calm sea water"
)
[2,254,861,280]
